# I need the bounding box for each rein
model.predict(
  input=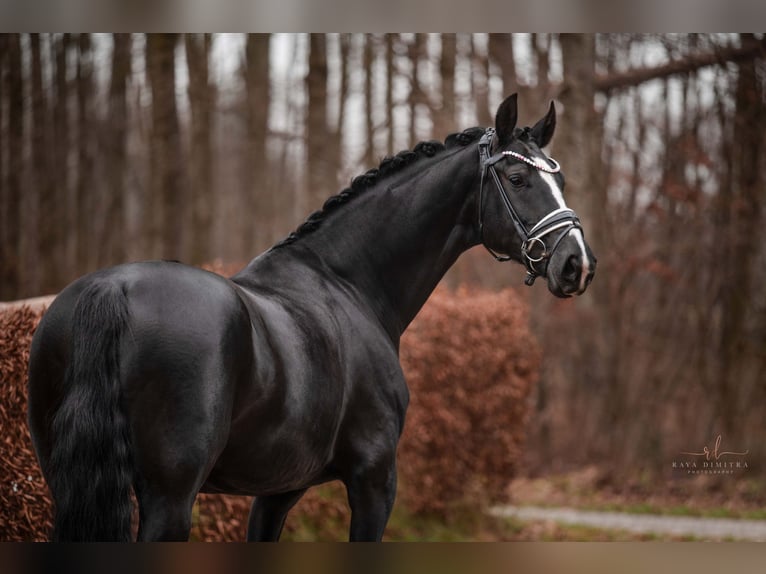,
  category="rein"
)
[477,128,582,286]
